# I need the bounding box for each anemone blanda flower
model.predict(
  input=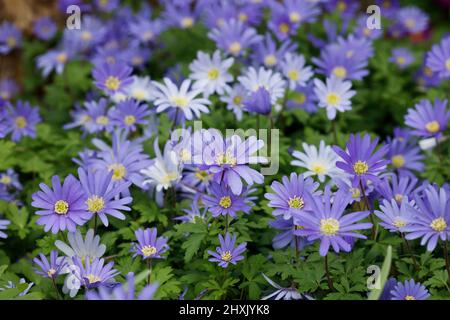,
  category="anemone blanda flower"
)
[261,273,313,300]
[92,61,134,96]
[387,138,424,176]
[208,19,262,57]
[0,168,22,191]
[37,49,72,77]
[86,272,158,300]
[33,250,66,279]
[220,84,246,120]
[354,14,383,40]
[189,50,234,97]
[376,174,419,204]
[280,53,314,89]
[32,175,90,234]
[375,198,415,233]
[291,140,343,183]
[265,173,320,220]
[404,98,450,138]
[94,0,119,12]
[175,198,207,223]
[110,99,151,132]
[0,78,19,100]
[64,98,113,134]
[286,81,318,113]
[203,182,252,219]
[0,22,22,54]
[243,87,272,115]
[208,233,246,268]
[403,185,450,251]
[131,228,169,260]
[426,36,450,79]
[397,6,429,34]
[251,33,297,68]
[124,76,155,102]
[294,187,372,256]
[33,17,57,41]
[78,168,131,227]
[0,219,10,239]
[7,100,41,142]
[128,17,165,45]
[390,279,429,300]
[389,48,414,69]
[269,217,312,250]
[314,75,356,120]
[279,0,321,26]
[73,256,119,289]
[152,78,211,121]
[163,1,198,29]
[268,6,296,41]
[0,279,33,297]
[238,67,286,105]
[332,133,389,188]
